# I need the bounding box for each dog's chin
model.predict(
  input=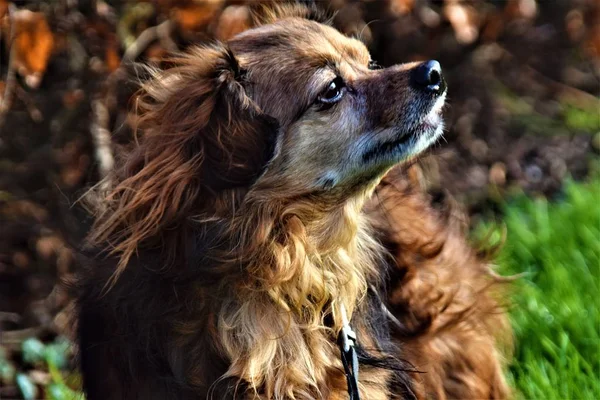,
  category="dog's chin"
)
[403,111,445,159]
[361,94,446,168]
